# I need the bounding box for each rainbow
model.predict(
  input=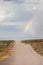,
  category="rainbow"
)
[23,16,34,33]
